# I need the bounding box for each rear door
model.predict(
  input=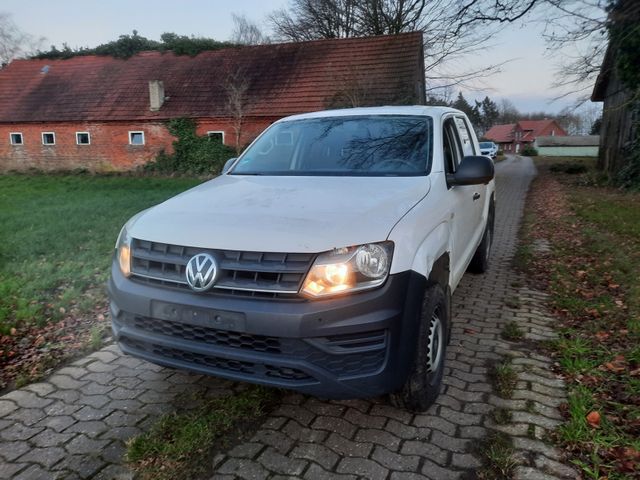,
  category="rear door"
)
[442,116,483,285]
